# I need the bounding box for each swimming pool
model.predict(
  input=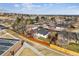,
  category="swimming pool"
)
[0,38,19,55]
